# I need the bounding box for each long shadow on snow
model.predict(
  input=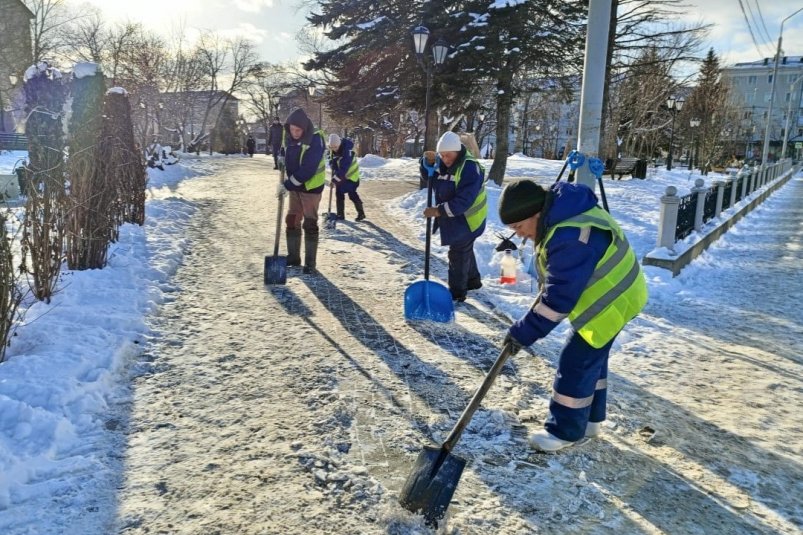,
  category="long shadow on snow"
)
[308,211,801,532]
